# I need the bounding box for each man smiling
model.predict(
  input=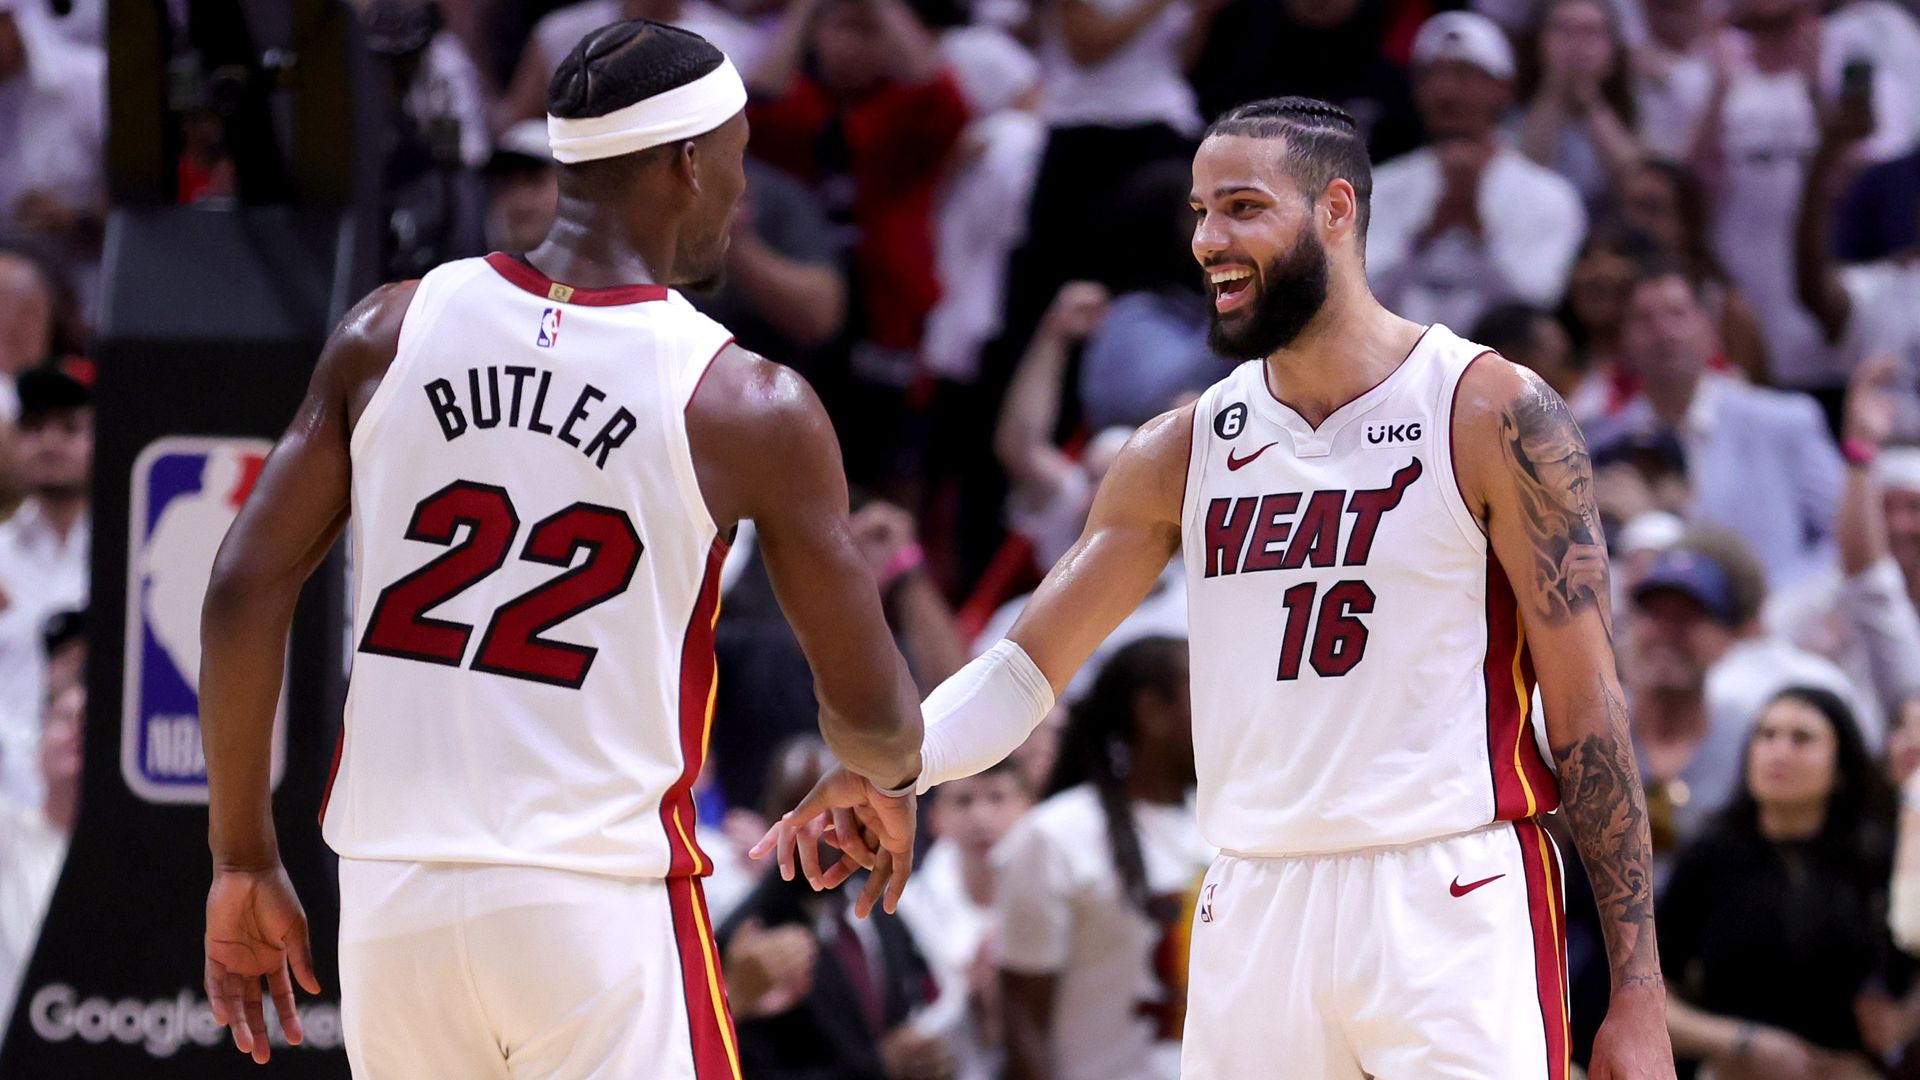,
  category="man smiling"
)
[764,96,1675,1078]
